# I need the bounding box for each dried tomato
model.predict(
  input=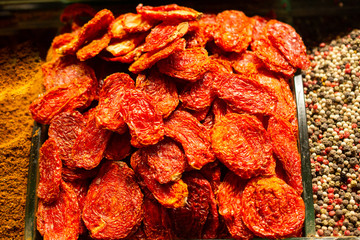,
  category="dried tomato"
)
[136,69,179,118]
[202,184,220,239]
[157,47,210,82]
[82,161,144,239]
[136,4,202,22]
[211,98,228,124]
[141,137,187,184]
[41,55,96,91]
[266,19,310,69]
[143,197,174,240]
[251,37,296,77]
[211,113,274,179]
[48,110,86,167]
[129,38,186,74]
[76,32,111,61]
[37,181,81,240]
[142,21,189,52]
[229,51,266,80]
[110,13,155,39]
[268,116,303,195]
[179,71,215,110]
[241,176,305,238]
[164,110,215,170]
[29,75,97,125]
[208,54,233,73]
[201,111,215,131]
[200,160,222,195]
[71,109,112,170]
[211,71,277,116]
[103,131,132,161]
[101,43,144,63]
[217,172,253,239]
[37,138,62,204]
[106,33,146,57]
[168,172,212,239]
[214,10,253,53]
[131,150,188,208]
[95,72,134,133]
[117,89,164,147]
[251,15,268,42]
[186,13,217,48]
[57,9,114,55]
